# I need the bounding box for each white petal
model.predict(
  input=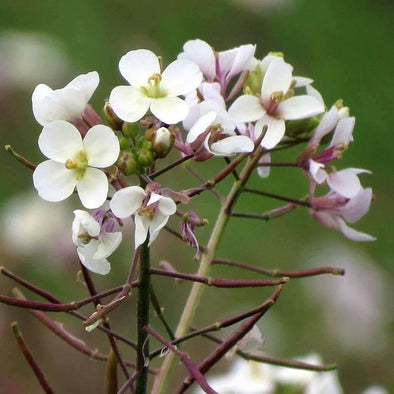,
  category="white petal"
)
[329,117,355,148]
[260,54,285,71]
[337,218,376,242]
[228,95,265,123]
[119,49,160,87]
[209,135,254,155]
[306,84,325,104]
[65,71,99,102]
[33,160,77,202]
[309,107,339,146]
[94,232,122,259]
[83,125,120,168]
[109,85,151,122]
[110,186,146,218]
[178,39,216,81]
[157,196,177,216]
[218,44,256,81]
[161,59,202,96]
[33,87,87,126]
[77,242,111,275]
[76,167,108,209]
[72,210,100,242]
[293,76,313,87]
[261,60,293,105]
[256,116,286,149]
[38,120,83,162]
[148,212,170,246]
[187,111,216,143]
[278,95,324,120]
[150,96,189,124]
[327,169,365,199]
[135,214,150,248]
[309,159,327,184]
[337,188,372,223]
